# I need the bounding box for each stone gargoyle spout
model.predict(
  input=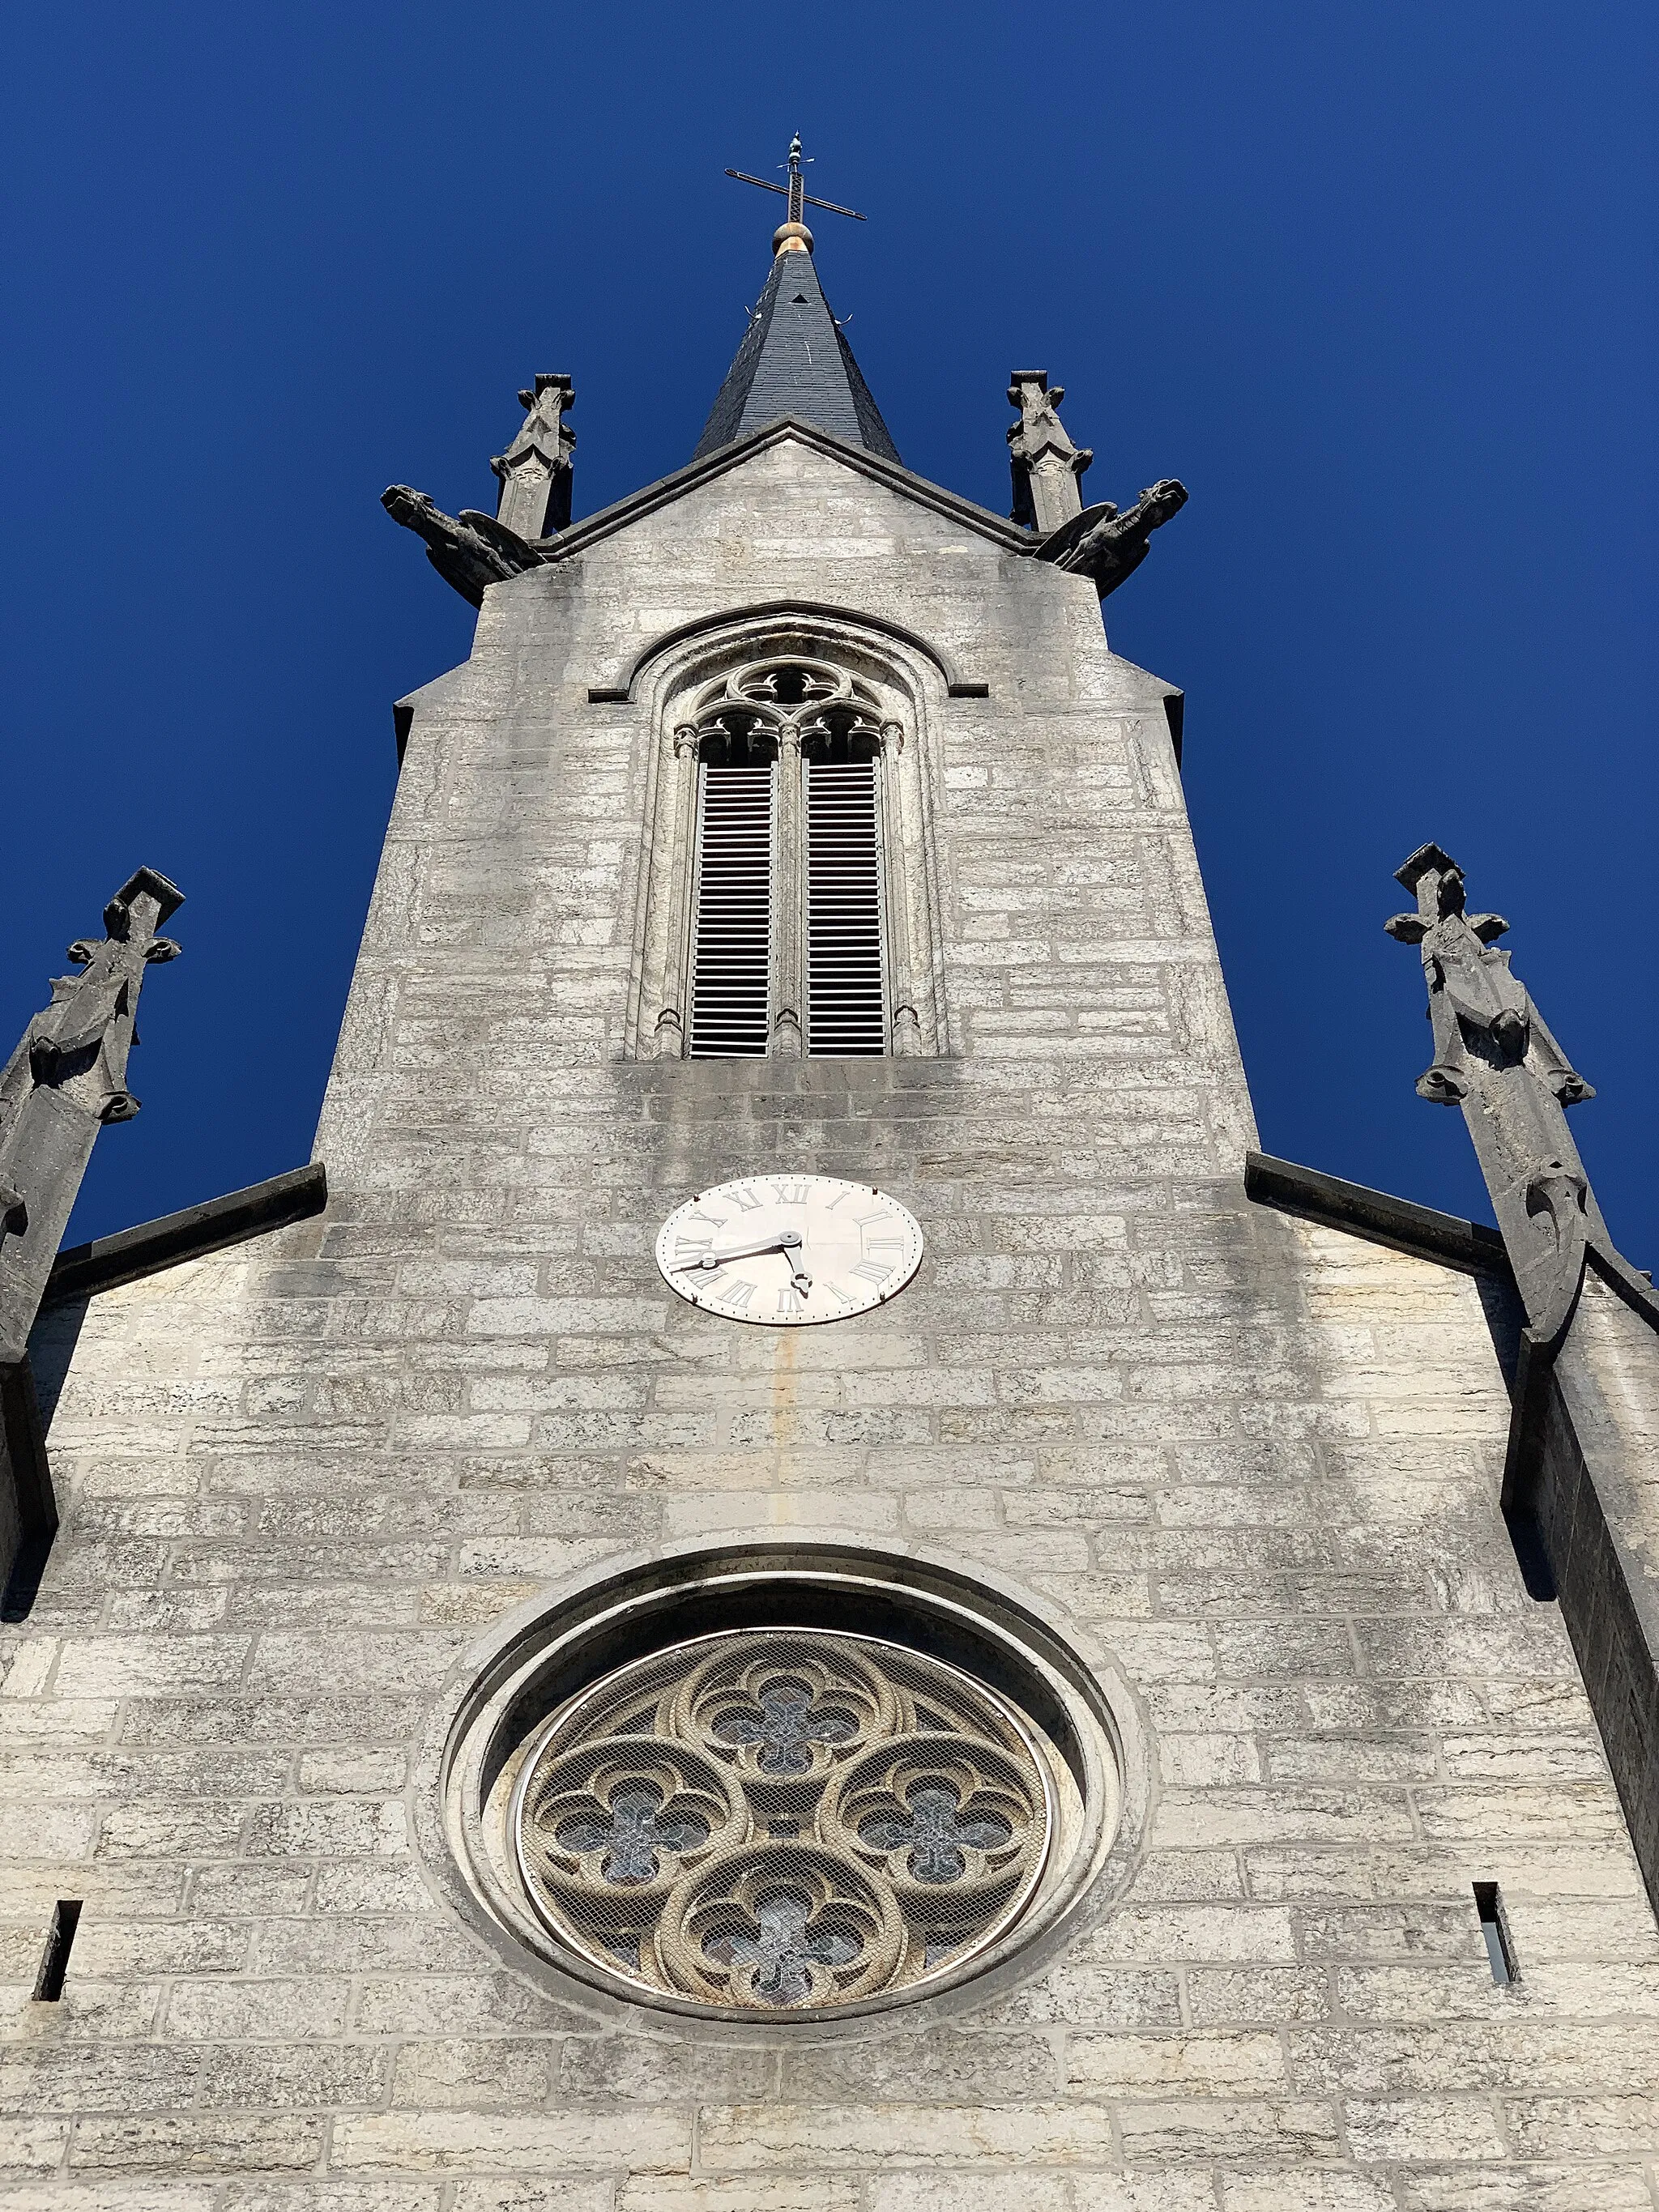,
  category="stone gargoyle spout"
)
[381,485,545,609]
[1036,479,1188,599]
